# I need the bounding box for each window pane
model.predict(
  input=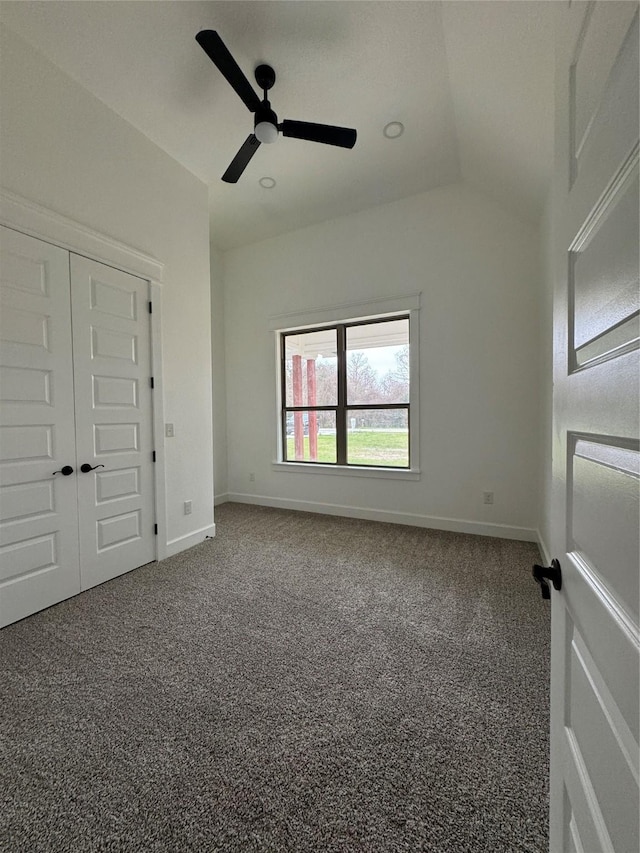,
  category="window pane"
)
[347,409,408,467]
[285,410,337,463]
[346,319,409,405]
[285,330,337,407]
